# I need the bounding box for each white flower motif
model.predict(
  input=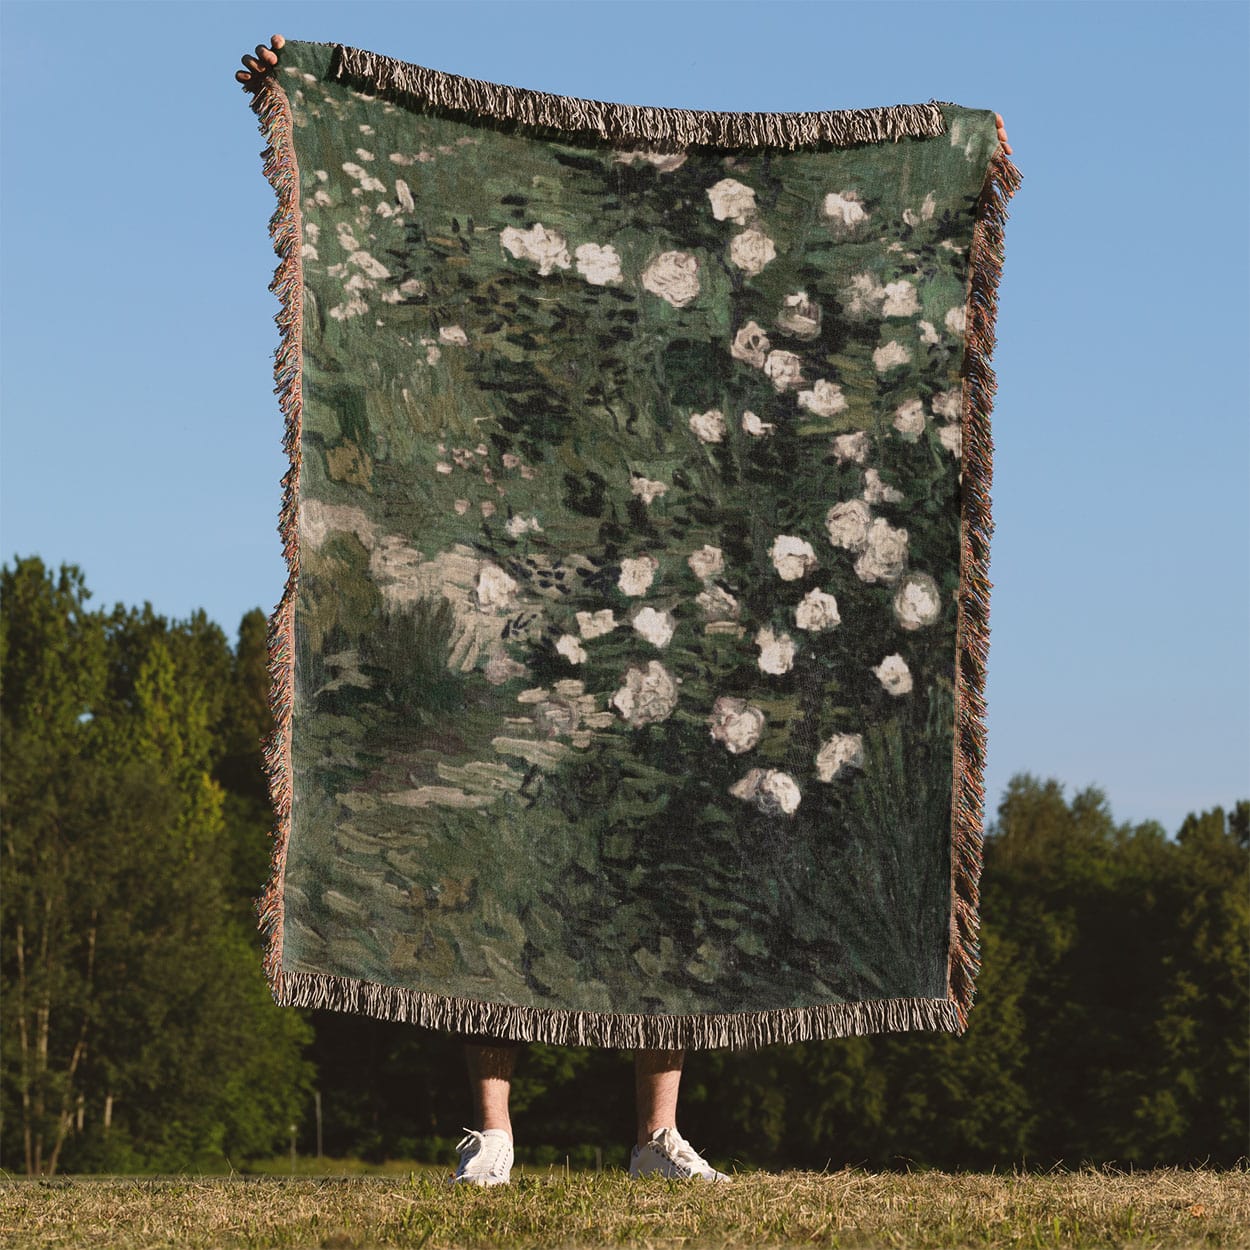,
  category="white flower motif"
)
[499,223,571,275]
[764,350,804,392]
[854,517,909,584]
[341,163,386,193]
[610,660,680,726]
[556,634,588,664]
[730,768,802,815]
[797,379,847,418]
[475,562,519,611]
[919,320,940,345]
[893,571,942,630]
[893,398,927,442]
[776,292,822,340]
[948,117,978,158]
[729,229,776,277]
[696,584,739,620]
[902,192,938,227]
[755,625,796,675]
[329,297,369,322]
[938,425,962,457]
[689,409,727,443]
[576,608,618,638]
[708,696,766,754]
[742,410,775,436]
[844,272,885,317]
[687,544,724,580]
[574,242,623,285]
[769,535,818,581]
[731,321,771,369]
[795,588,841,632]
[863,469,905,504]
[484,648,528,686]
[438,324,469,346]
[618,554,659,596]
[882,280,919,317]
[630,475,669,504]
[534,696,581,738]
[760,771,802,815]
[632,606,676,649]
[707,178,757,224]
[945,306,968,338]
[932,388,963,420]
[613,150,688,173]
[505,513,544,537]
[825,499,872,552]
[823,190,869,228]
[831,431,870,464]
[348,250,390,279]
[873,340,912,373]
[367,535,421,591]
[873,653,913,696]
[641,250,700,307]
[815,732,865,782]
